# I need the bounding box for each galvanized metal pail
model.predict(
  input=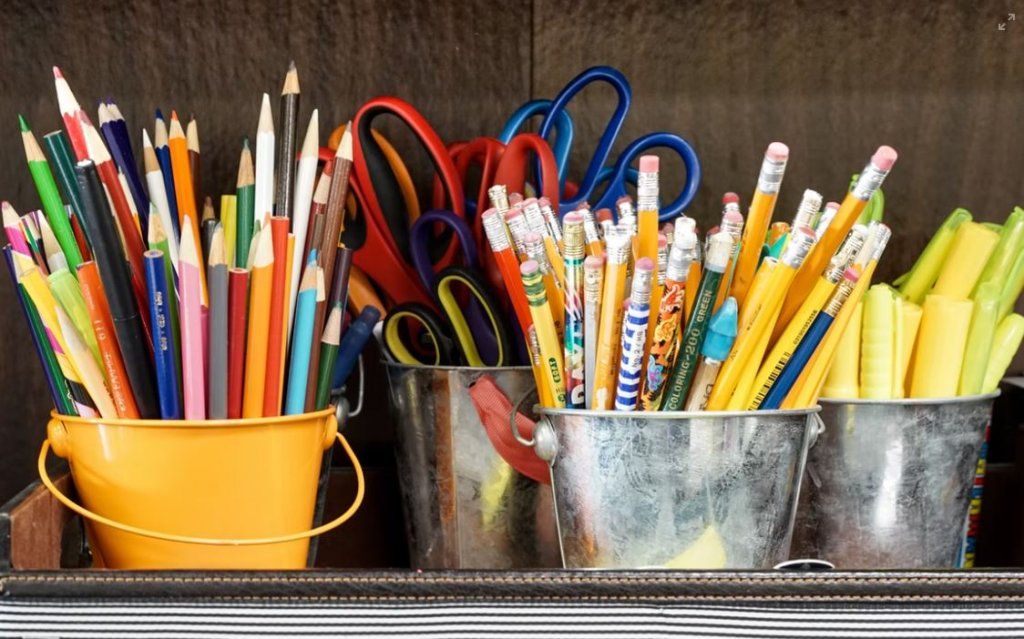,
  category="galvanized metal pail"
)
[384,362,560,569]
[529,407,823,569]
[792,394,998,568]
